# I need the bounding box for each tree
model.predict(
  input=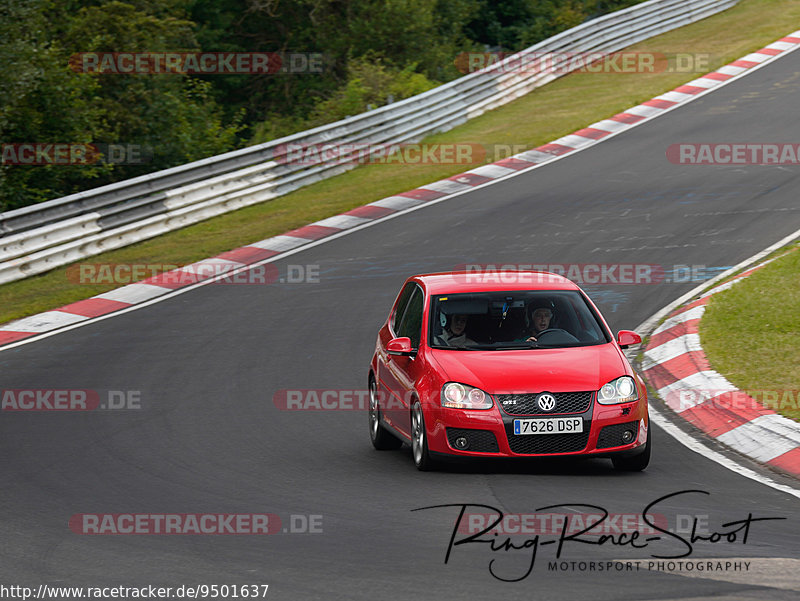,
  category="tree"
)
[0,0,242,210]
